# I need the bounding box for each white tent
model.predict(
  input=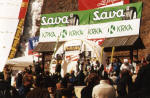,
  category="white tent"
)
[6,55,38,70]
